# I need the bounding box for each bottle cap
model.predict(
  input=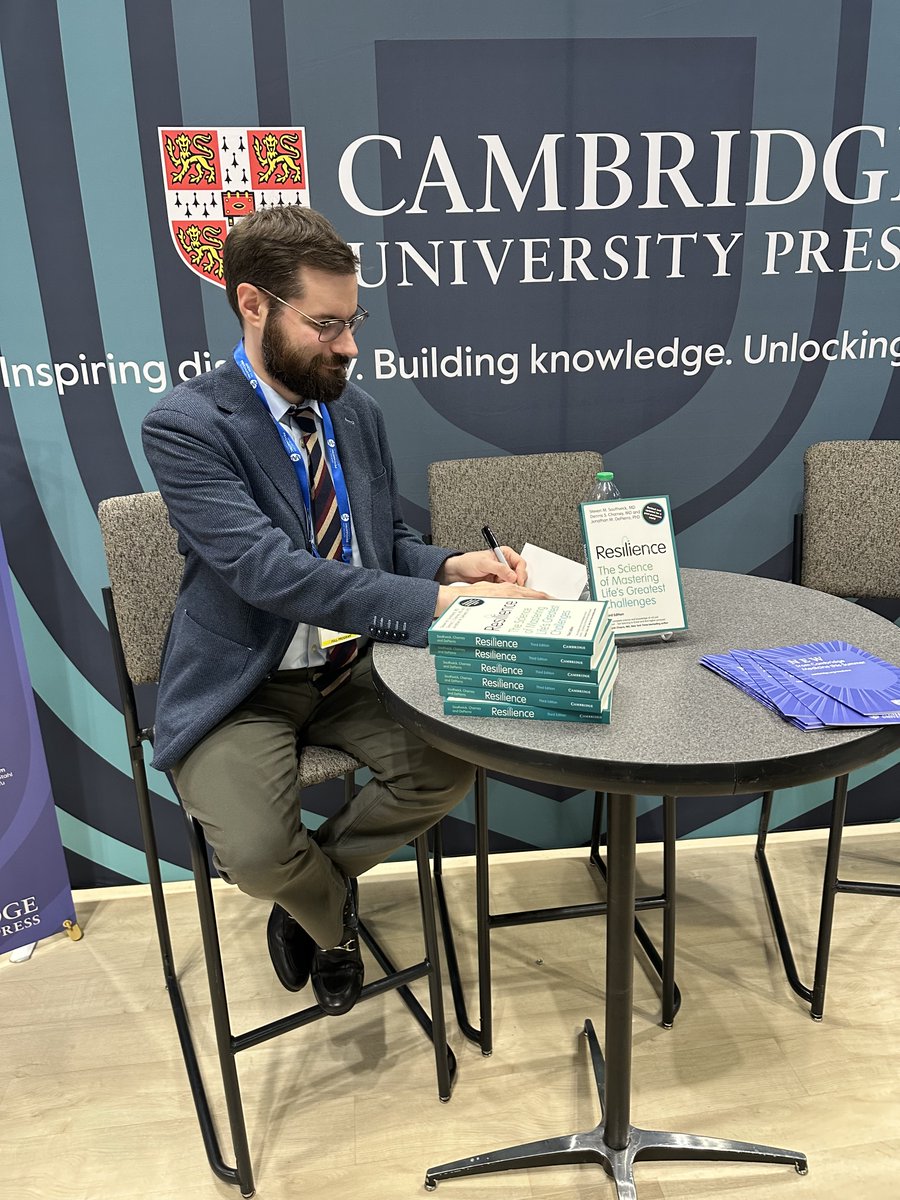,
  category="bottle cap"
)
[596,471,614,480]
